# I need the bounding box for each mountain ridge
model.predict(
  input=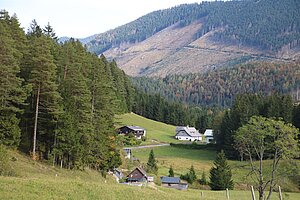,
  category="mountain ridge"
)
[82,0,300,77]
